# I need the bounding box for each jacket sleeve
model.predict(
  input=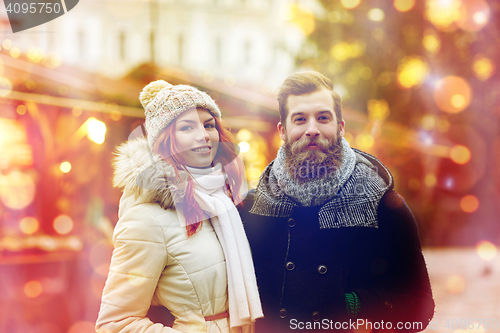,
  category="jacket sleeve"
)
[351,190,435,331]
[95,207,182,333]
